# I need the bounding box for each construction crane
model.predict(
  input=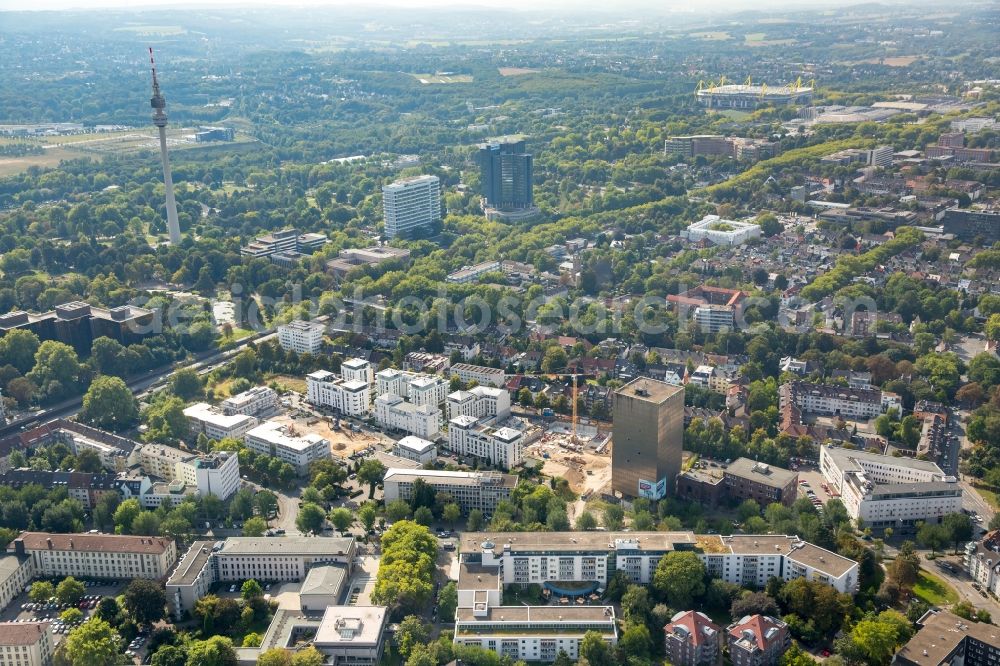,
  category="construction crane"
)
[571,374,579,443]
